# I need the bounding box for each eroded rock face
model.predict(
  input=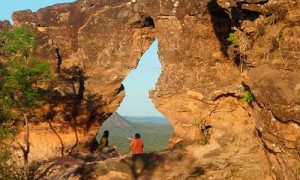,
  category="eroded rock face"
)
[6,0,300,179]
[219,1,300,178]
[11,0,156,161]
